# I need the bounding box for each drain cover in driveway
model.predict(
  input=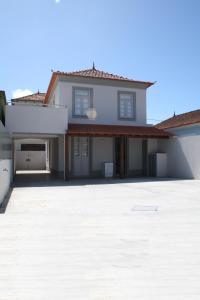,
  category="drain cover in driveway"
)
[132,205,159,212]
